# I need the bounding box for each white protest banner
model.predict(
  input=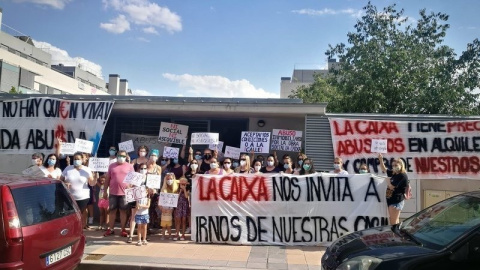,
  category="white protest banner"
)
[329,118,480,178]
[159,192,180,208]
[0,97,113,155]
[371,139,388,153]
[163,146,179,159]
[74,139,94,154]
[240,132,271,153]
[191,173,388,246]
[125,186,147,203]
[88,157,110,172]
[123,171,145,187]
[60,142,76,155]
[121,133,168,156]
[146,174,162,189]
[118,140,135,153]
[191,133,219,145]
[271,129,302,152]
[209,141,224,151]
[158,122,189,145]
[224,146,241,159]
[22,166,45,177]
